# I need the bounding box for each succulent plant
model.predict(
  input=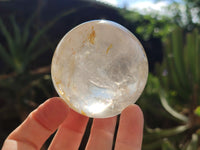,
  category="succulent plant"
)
[142,27,200,150]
